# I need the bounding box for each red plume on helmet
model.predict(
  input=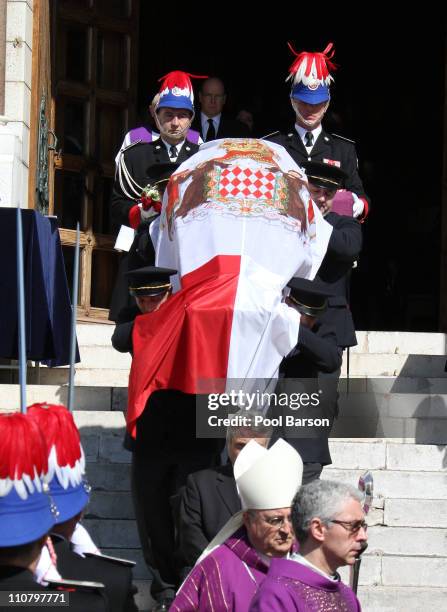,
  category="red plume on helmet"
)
[156,70,208,114]
[0,412,48,500]
[286,42,337,86]
[0,412,56,546]
[27,403,85,488]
